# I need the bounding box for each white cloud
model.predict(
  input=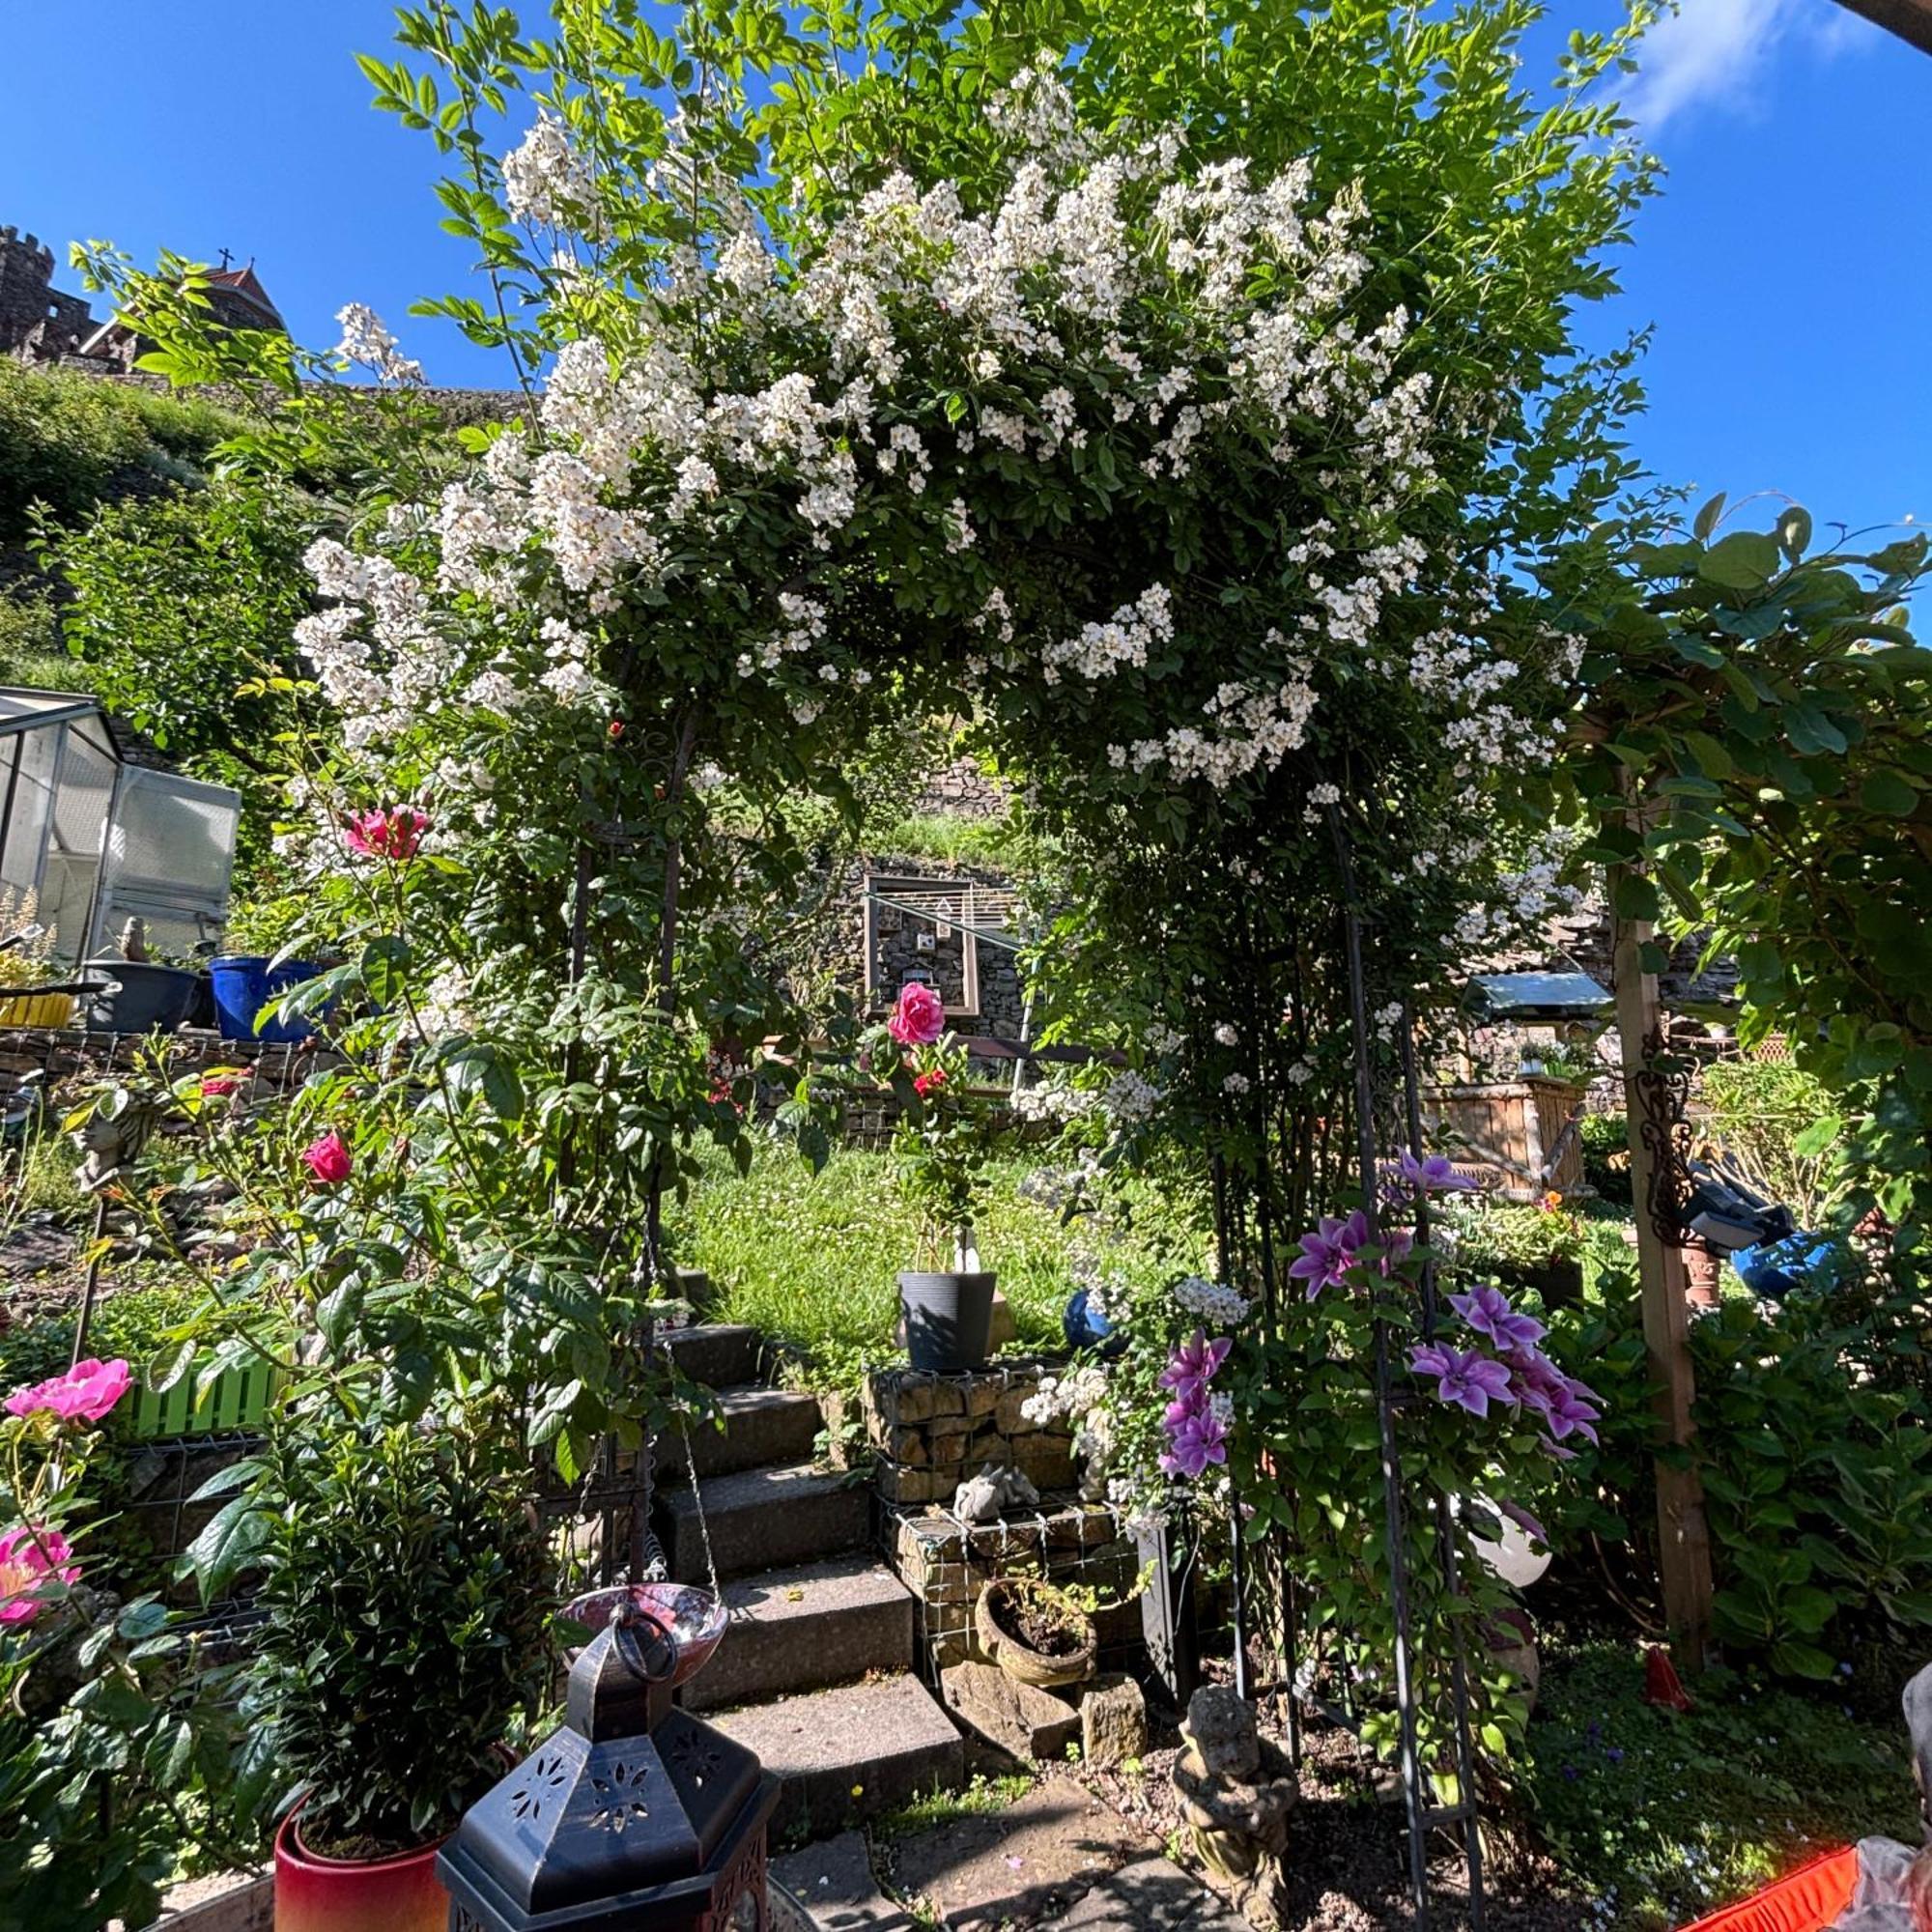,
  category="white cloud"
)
[1620,0,1879,132]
